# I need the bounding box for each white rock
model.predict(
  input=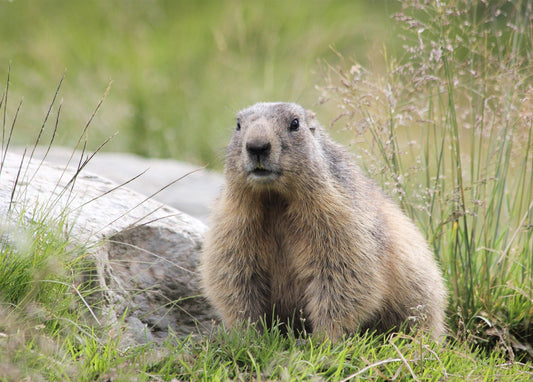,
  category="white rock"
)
[10,146,224,222]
